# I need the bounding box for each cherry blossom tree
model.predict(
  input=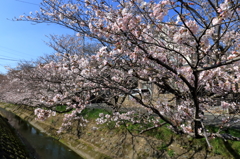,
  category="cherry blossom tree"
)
[10,0,240,147]
[0,62,40,105]
[3,35,100,106]
[0,73,8,101]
